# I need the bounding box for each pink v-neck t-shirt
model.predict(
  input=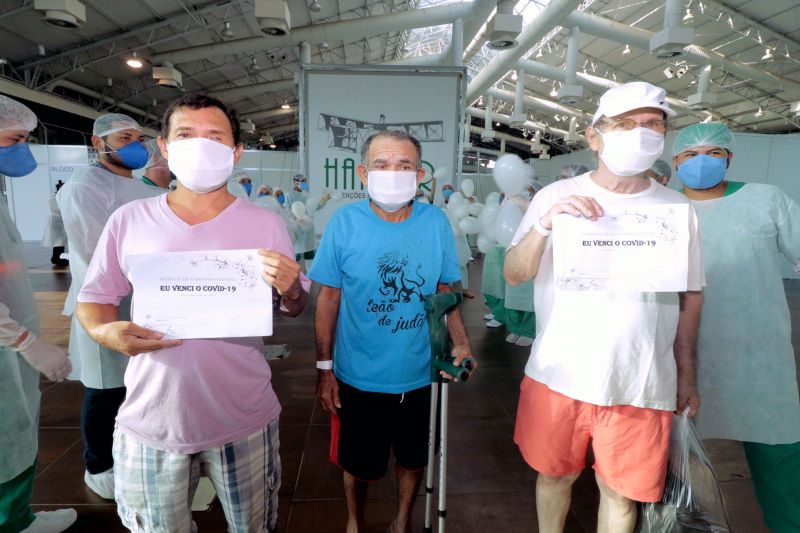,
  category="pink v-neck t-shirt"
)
[78,194,310,453]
